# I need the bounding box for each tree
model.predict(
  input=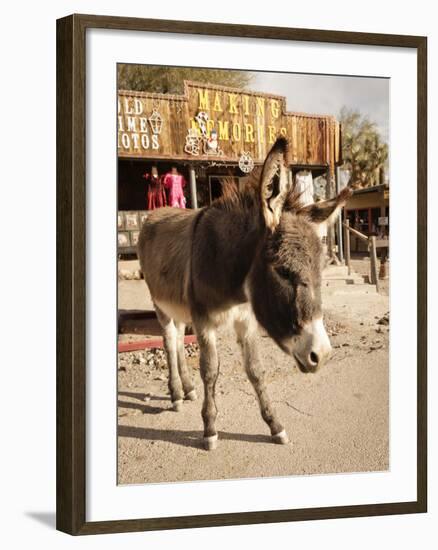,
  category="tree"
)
[118,65,253,94]
[339,107,389,189]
